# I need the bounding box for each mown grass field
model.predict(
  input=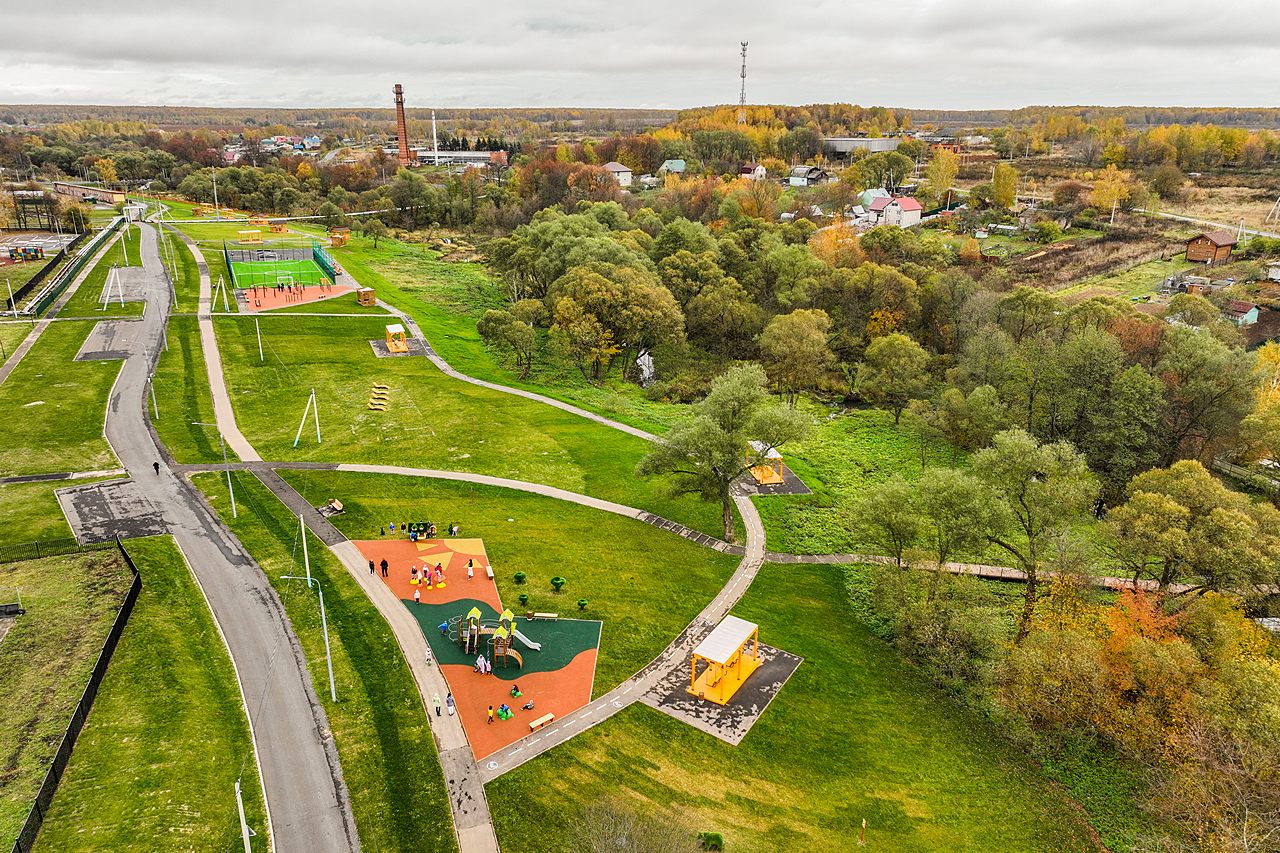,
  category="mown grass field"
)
[281,469,739,694]
[329,234,691,434]
[150,315,232,465]
[0,550,133,840]
[192,472,457,853]
[57,226,144,319]
[34,536,267,852]
[213,313,727,537]
[0,320,120,477]
[1056,255,1194,302]
[0,324,30,363]
[755,407,966,555]
[488,561,1102,853]
[0,479,118,549]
